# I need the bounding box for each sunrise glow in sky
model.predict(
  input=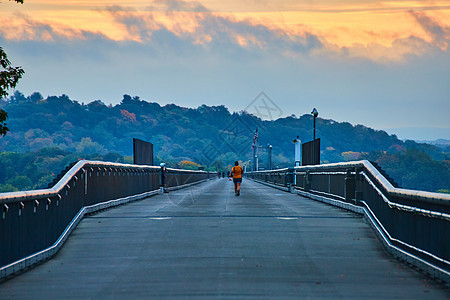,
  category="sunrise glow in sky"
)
[1,0,450,139]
